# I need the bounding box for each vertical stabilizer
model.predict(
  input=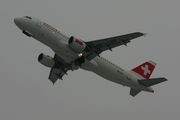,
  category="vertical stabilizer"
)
[131,60,156,79]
